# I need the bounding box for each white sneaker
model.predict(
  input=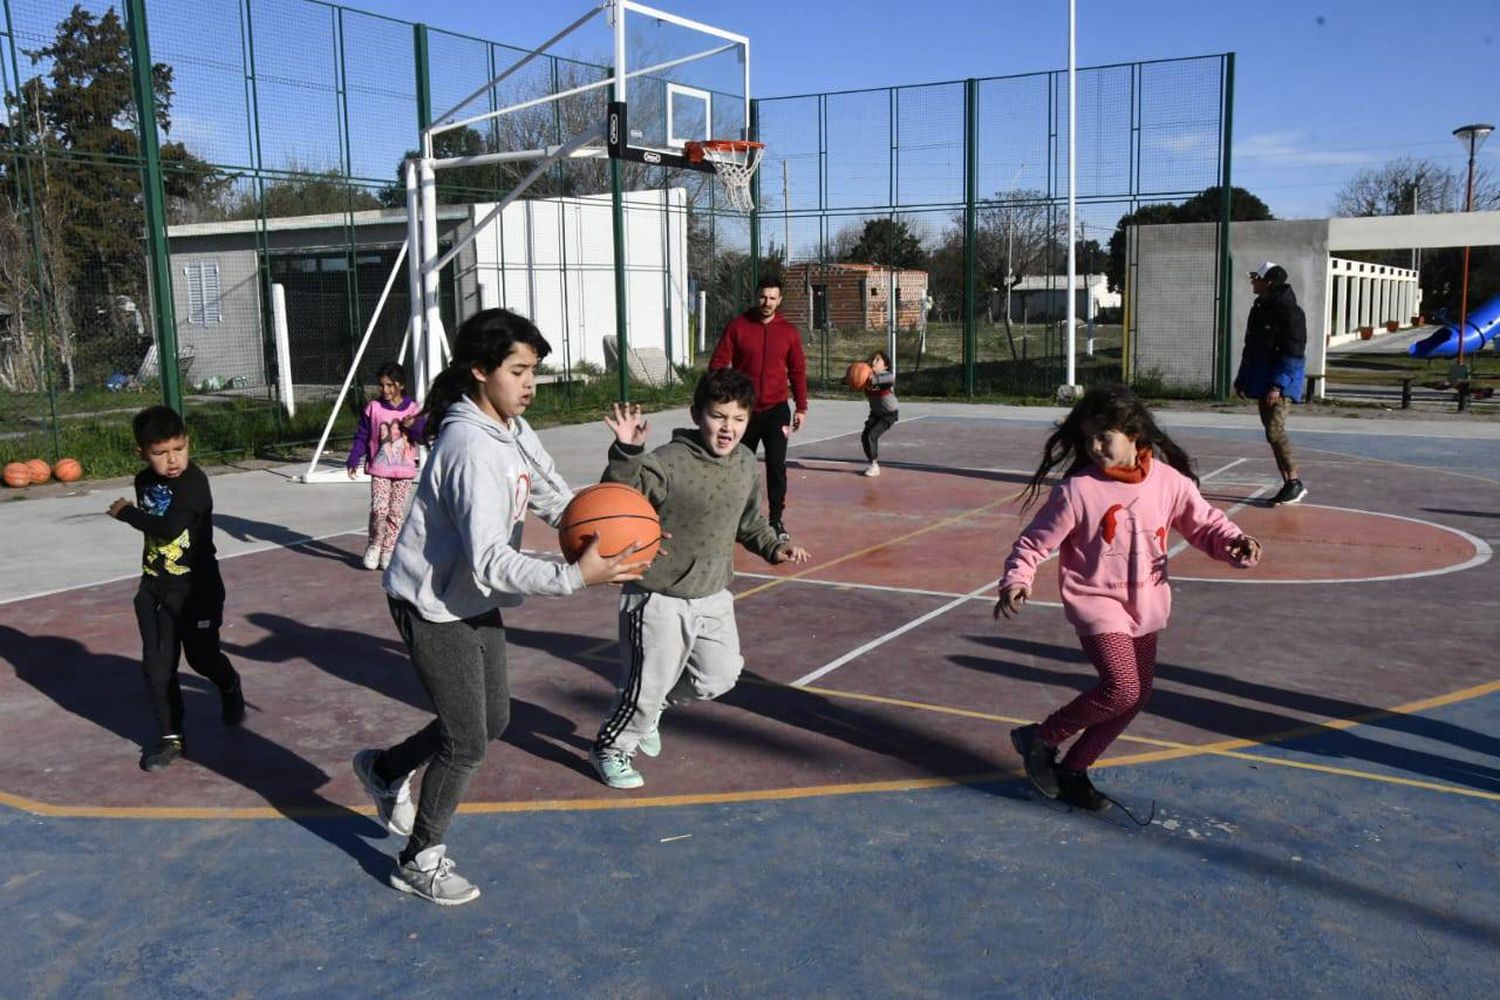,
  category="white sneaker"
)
[362,545,381,570]
[638,723,662,758]
[388,844,480,905]
[591,747,644,789]
[863,462,880,477]
[379,549,393,570]
[353,749,416,836]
